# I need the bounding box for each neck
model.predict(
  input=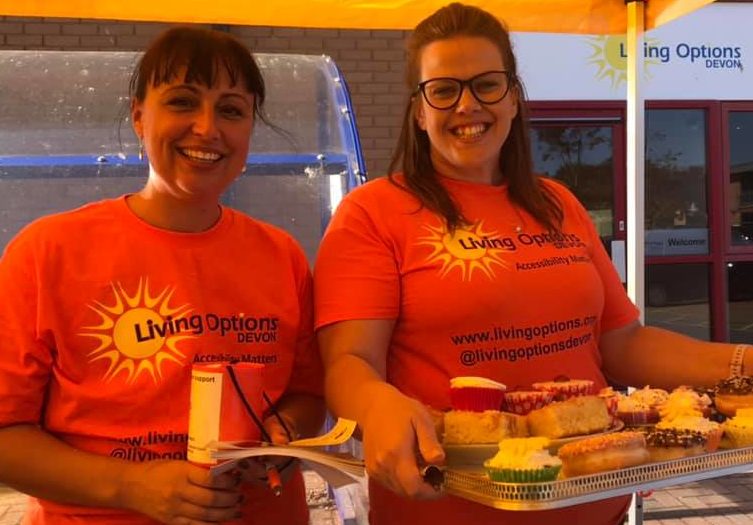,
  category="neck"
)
[126,190,221,233]
[434,166,502,185]
[431,155,502,185]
